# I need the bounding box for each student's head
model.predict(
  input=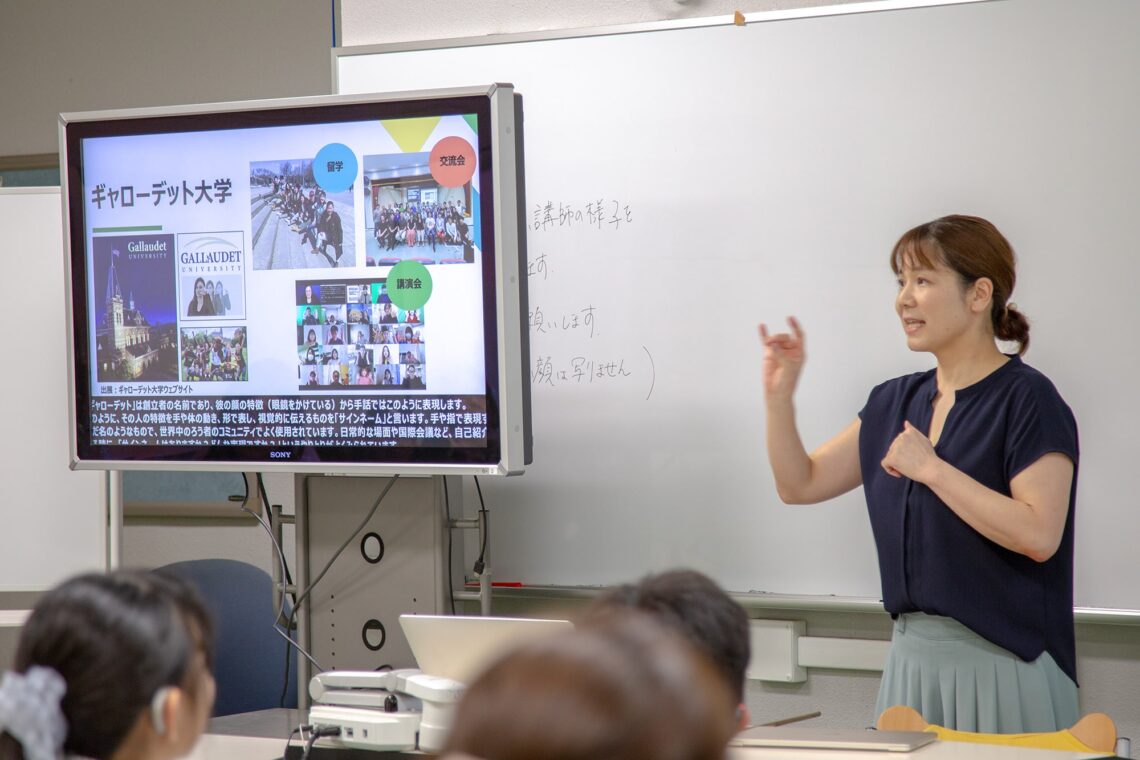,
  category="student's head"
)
[303,307,313,319]
[381,346,391,363]
[329,325,339,337]
[890,214,1028,354]
[404,326,414,340]
[306,329,317,344]
[0,569,215,760]
[331,349,339,361]
[308,371,317,382]
[332,370,340,383]
[383,369,393,383]
[406,365,418,378]
[584,568,751,728]
[440,613,735,760]
[304,285,313,302]
[205,281,214,293]
[193,278,206,297]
